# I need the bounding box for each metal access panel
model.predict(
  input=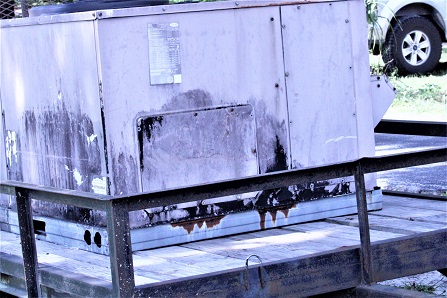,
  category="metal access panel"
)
[138,105,258,190]
[0,0,386,252]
